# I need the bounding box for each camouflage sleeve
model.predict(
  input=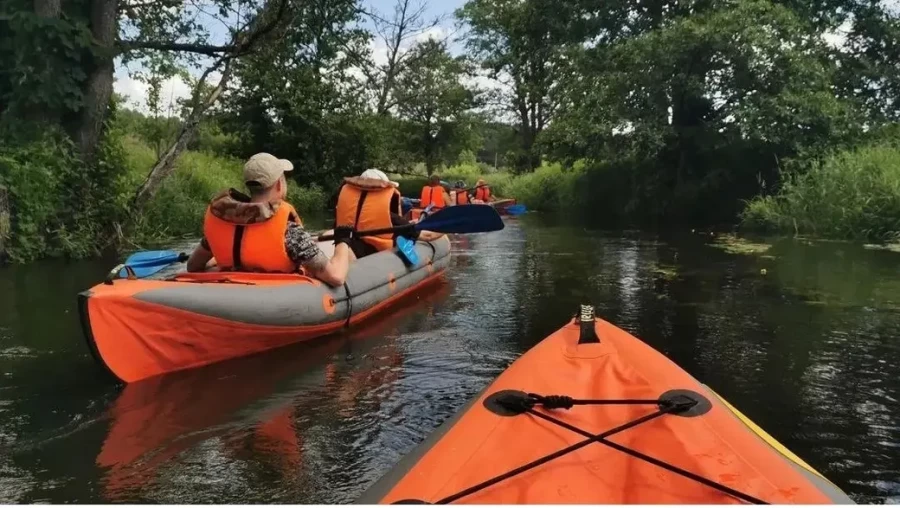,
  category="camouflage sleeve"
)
[284,223,328,271]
